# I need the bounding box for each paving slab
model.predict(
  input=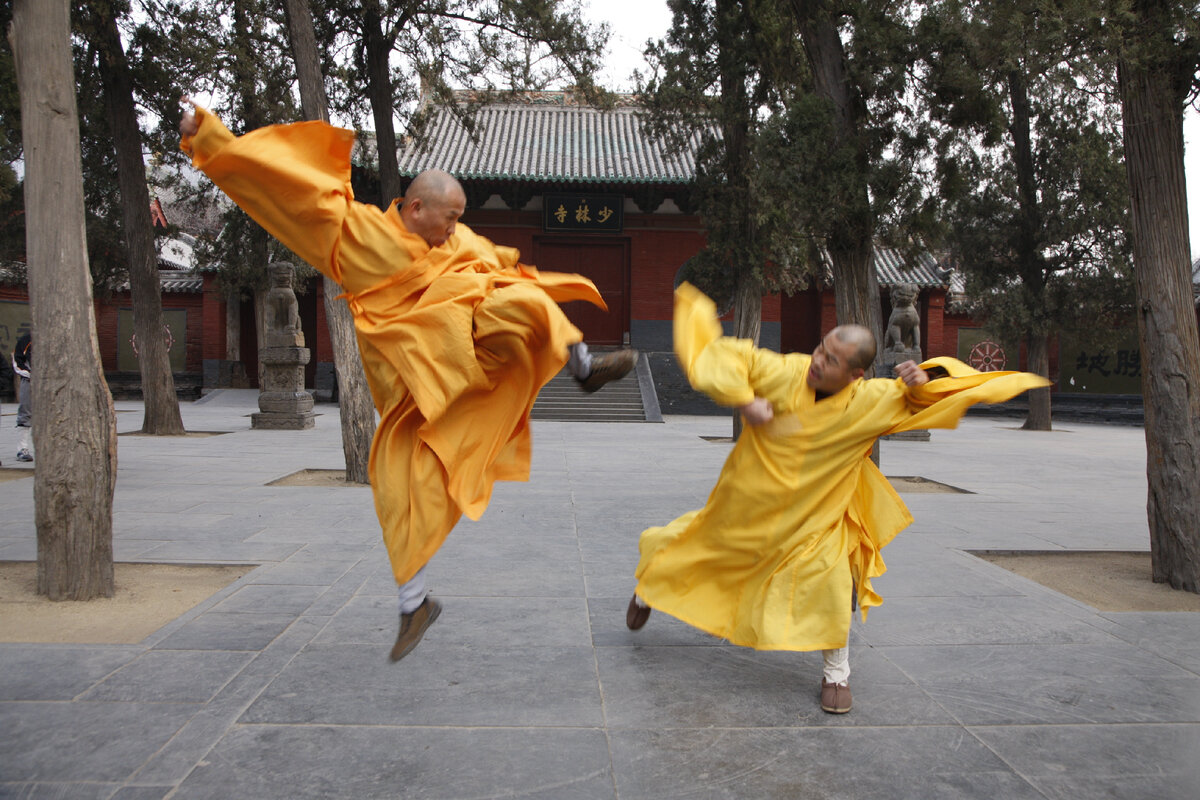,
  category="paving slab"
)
[0,392,1195,798]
